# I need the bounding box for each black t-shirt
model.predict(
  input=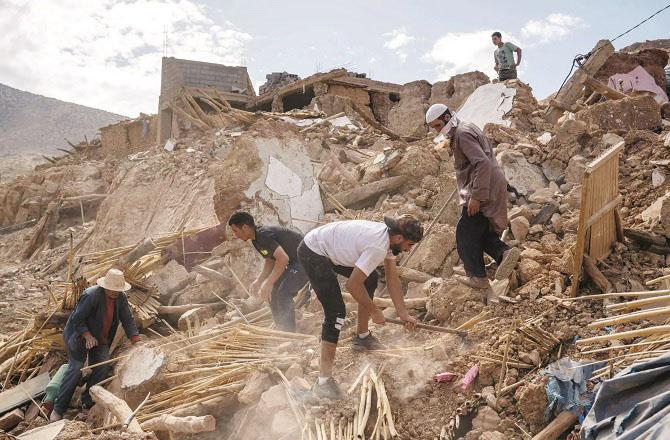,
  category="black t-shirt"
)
[252,226,303,264]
